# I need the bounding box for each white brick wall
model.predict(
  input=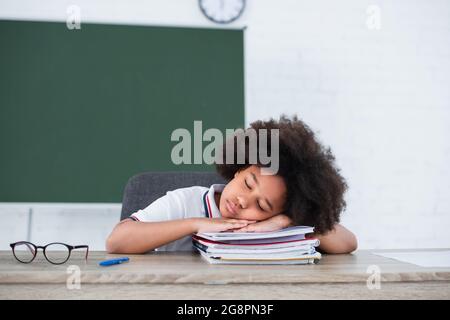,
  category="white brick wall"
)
[243,0,450,250]
[1,0,449,250]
